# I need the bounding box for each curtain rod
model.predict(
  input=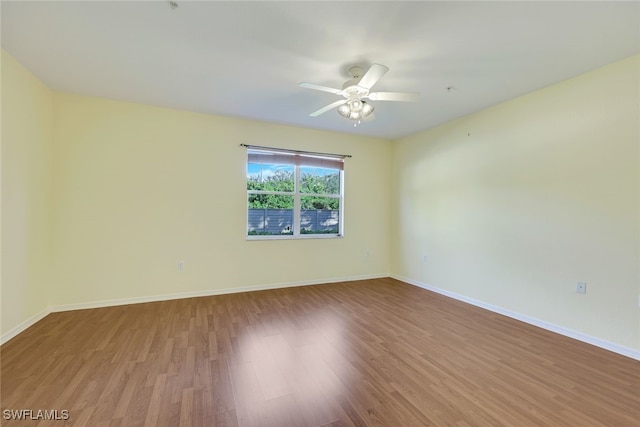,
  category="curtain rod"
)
[240,144,351,159]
